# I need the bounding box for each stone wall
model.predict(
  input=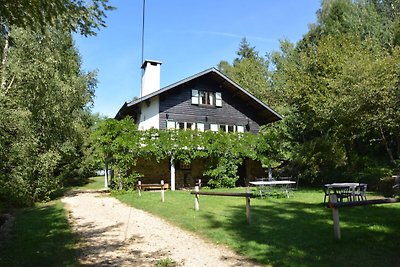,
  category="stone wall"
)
[132,156,265,189]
